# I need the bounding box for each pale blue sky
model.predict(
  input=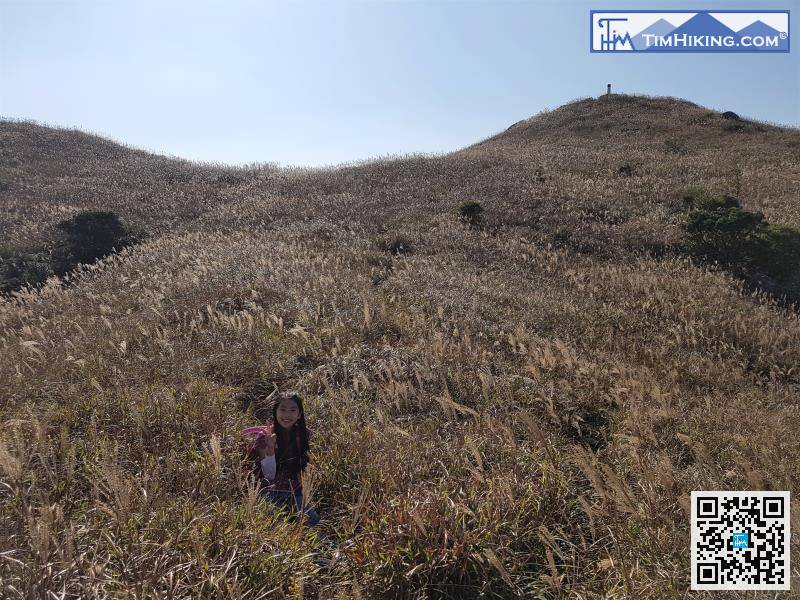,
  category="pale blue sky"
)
[1,0,798,167]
